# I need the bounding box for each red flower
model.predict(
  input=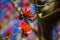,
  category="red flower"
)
[23,3,30,8]
[20,22,31,37]
[22,0,30,8]
[22,8,34,20]
[4,14,10,19]
[0,2,3,11]
[7,4,14,12]
[6,27,14,37]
